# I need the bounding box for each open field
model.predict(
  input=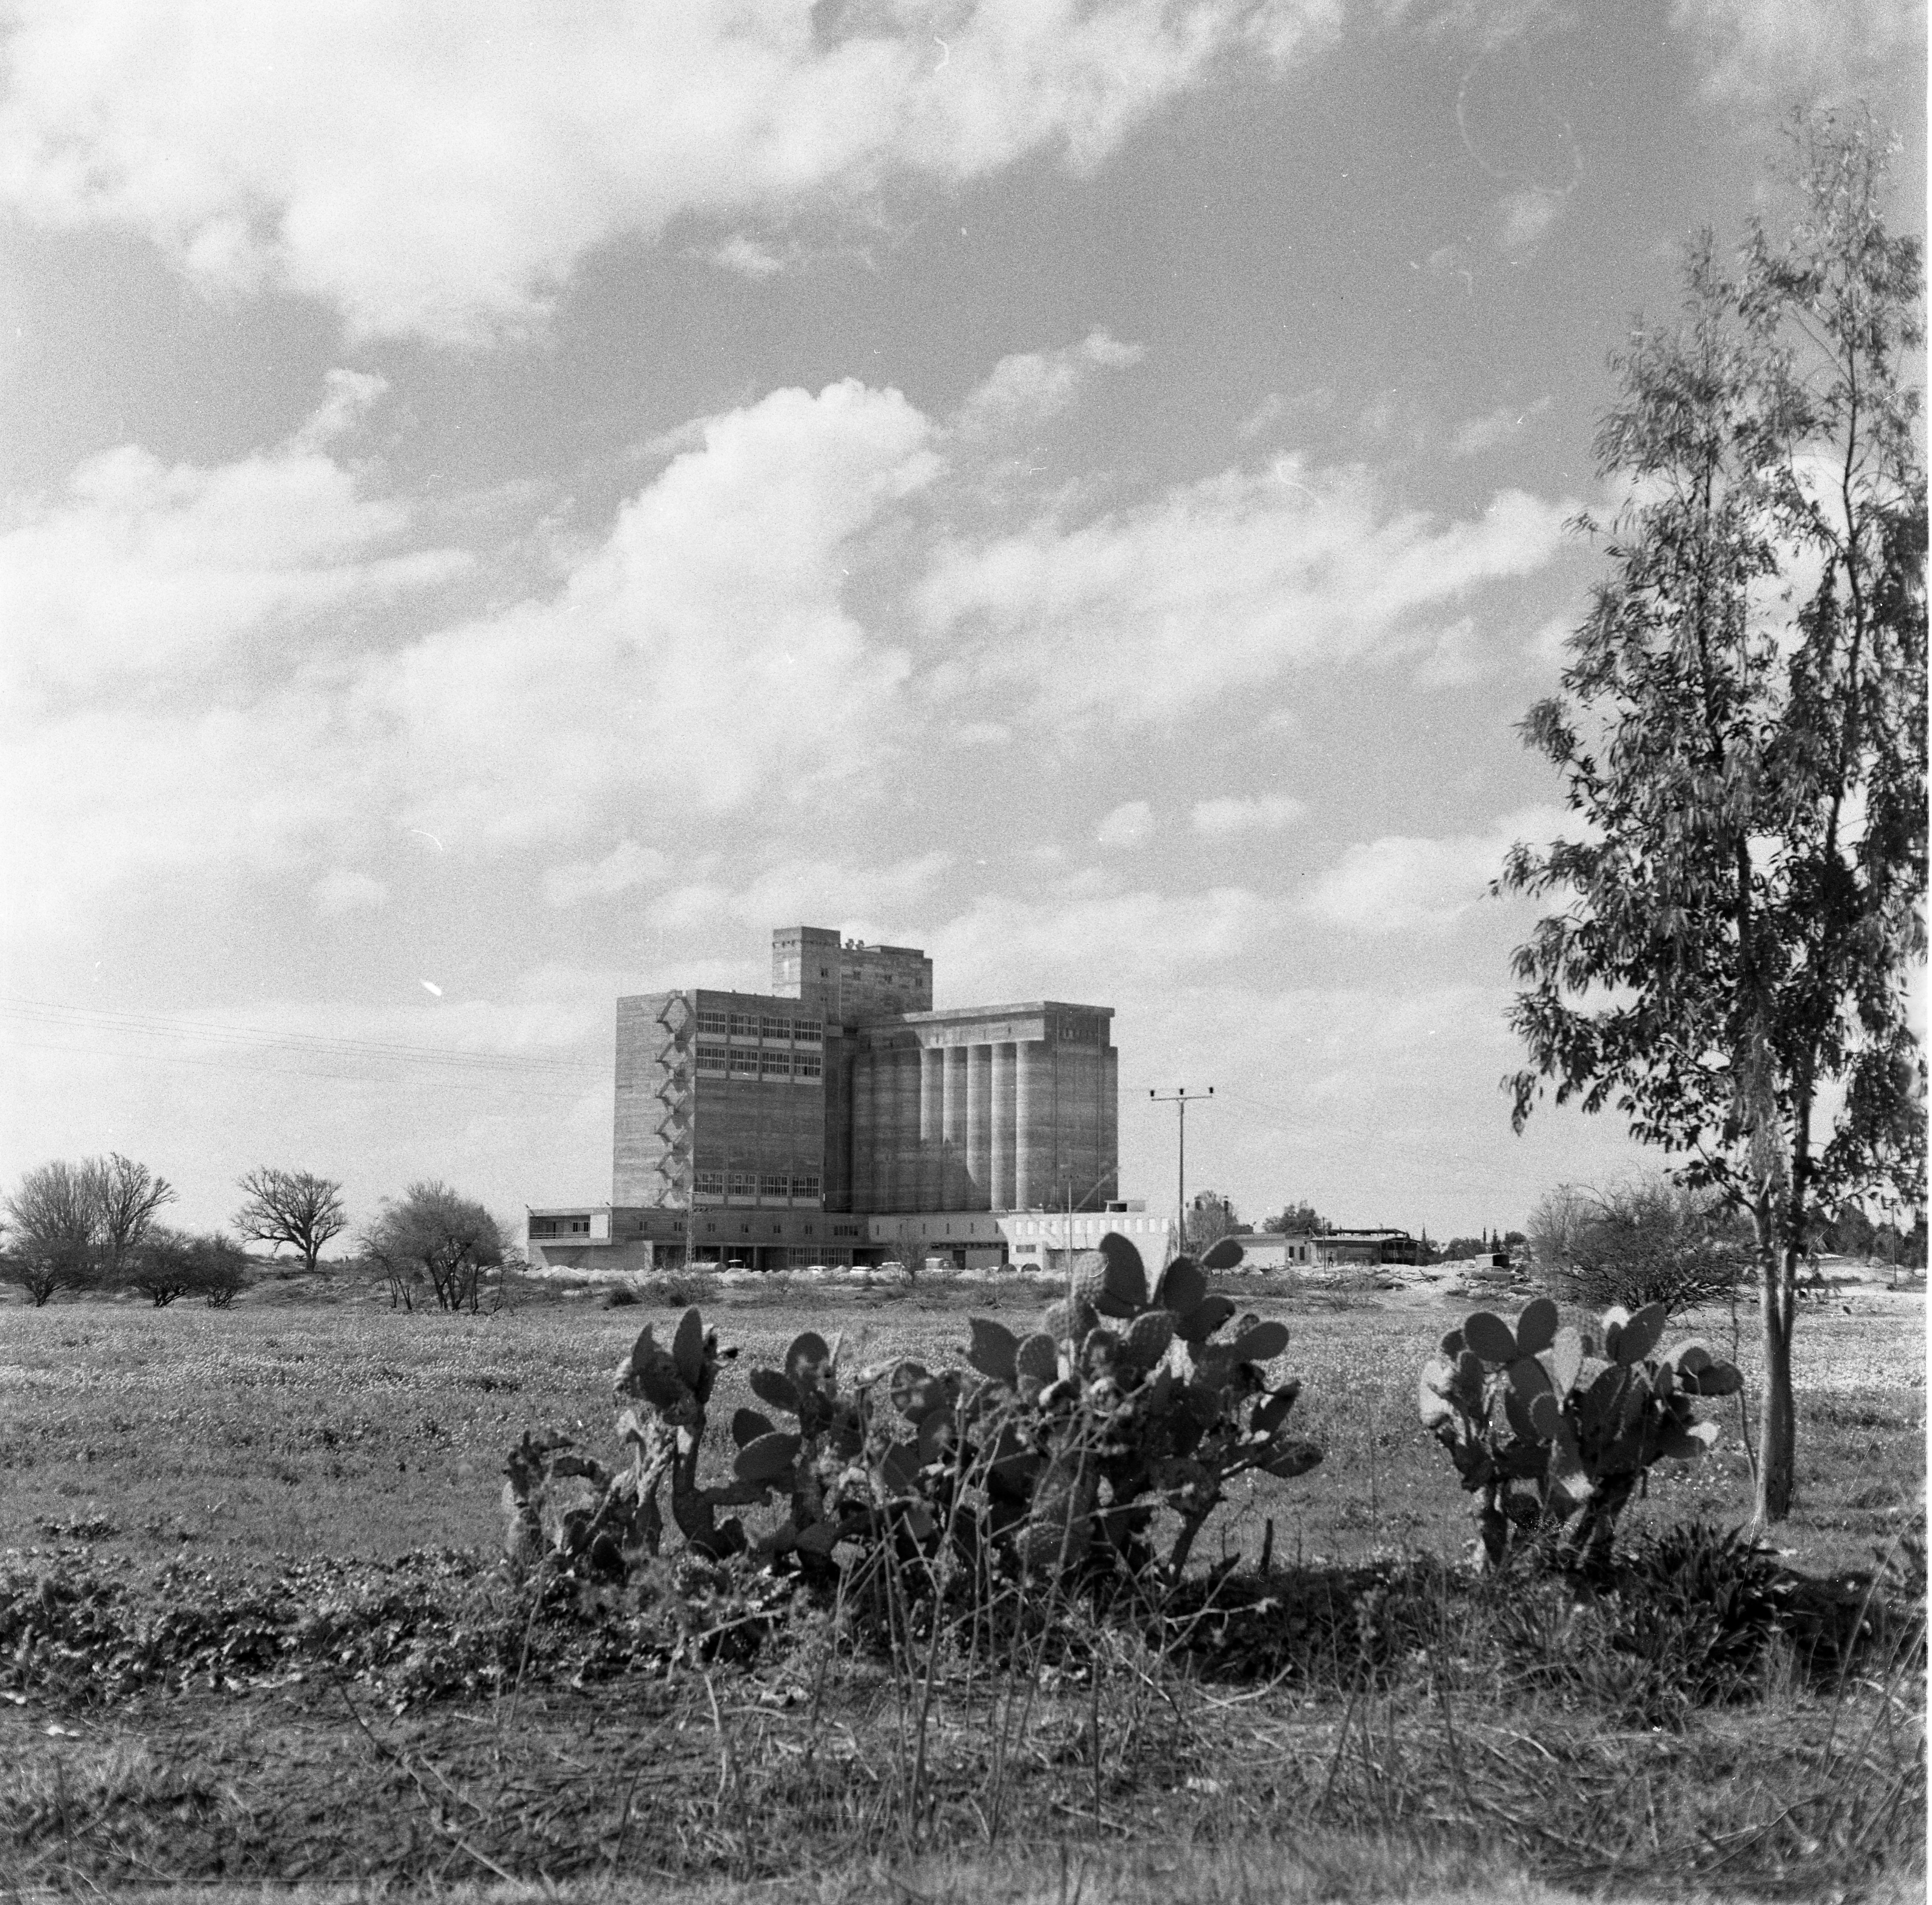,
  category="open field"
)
[2,1276,1922,1577]
[1,1276,1924,1899]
